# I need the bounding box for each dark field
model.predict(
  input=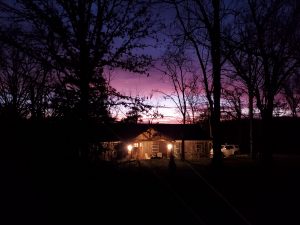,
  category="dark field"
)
[3,155,300,225]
